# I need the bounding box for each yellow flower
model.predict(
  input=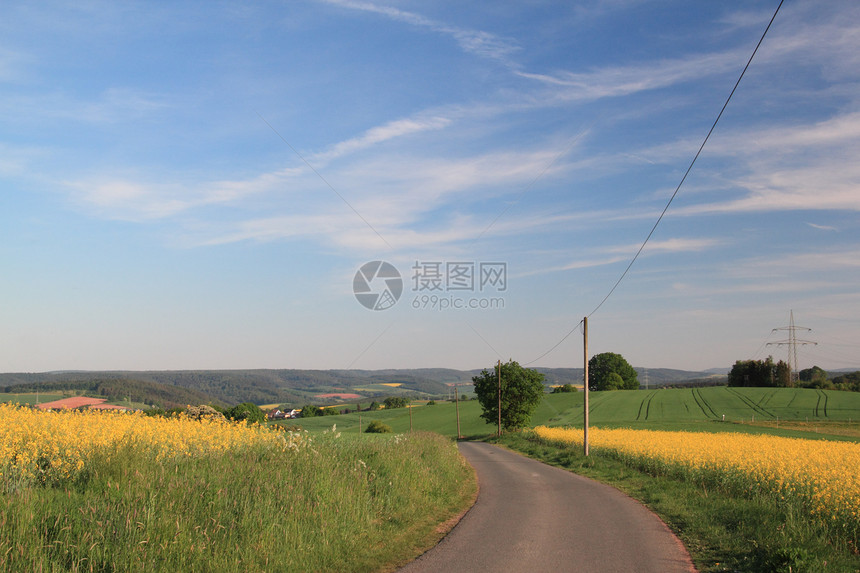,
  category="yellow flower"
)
[533,425,860,530]
[0,404,296,489]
